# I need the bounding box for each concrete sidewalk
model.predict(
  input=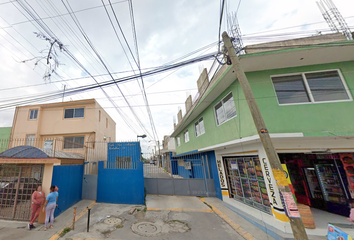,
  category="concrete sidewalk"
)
[202,197,326,240]
[0,199,95,240]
